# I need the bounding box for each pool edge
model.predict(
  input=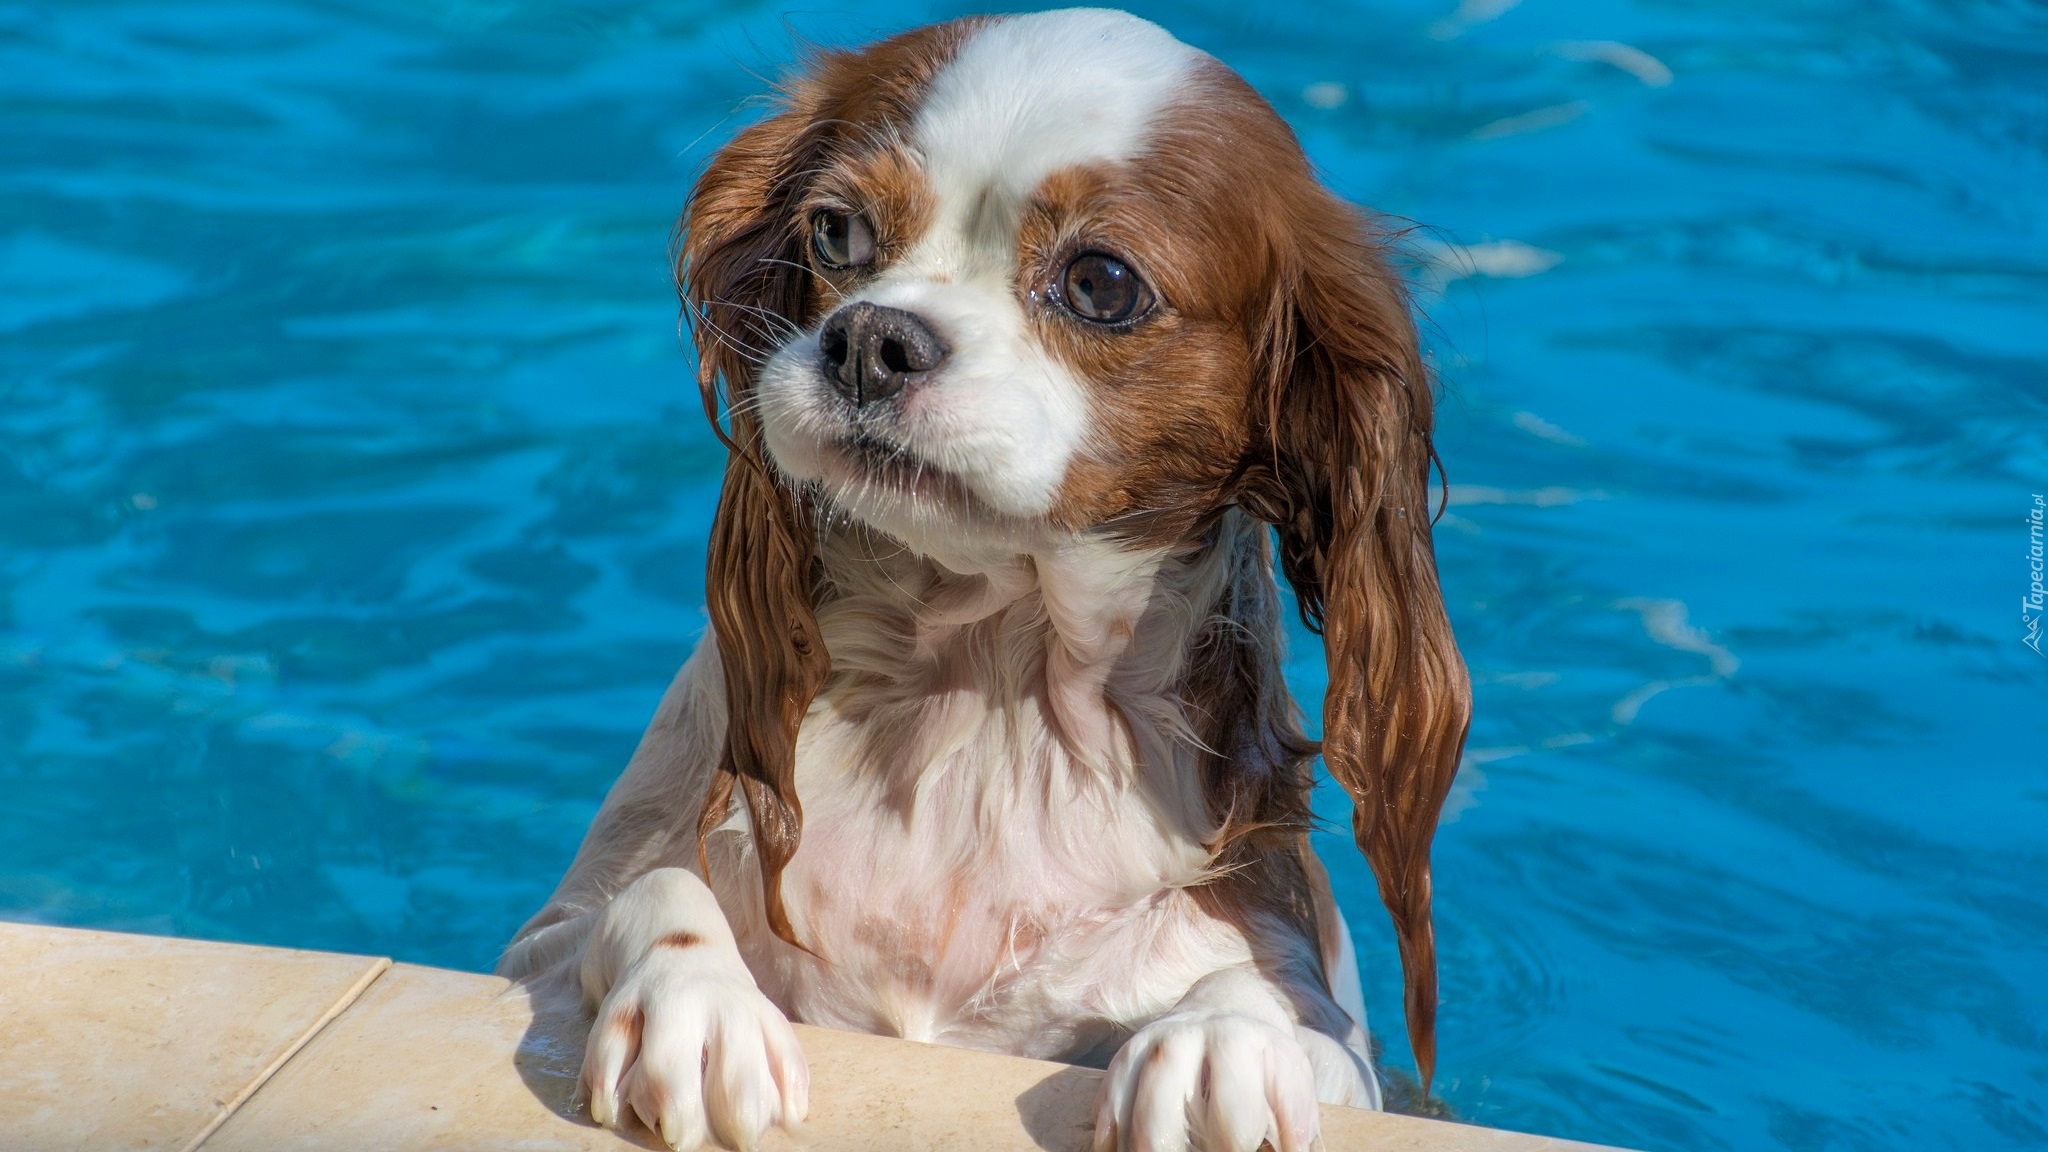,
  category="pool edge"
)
[0,920,1631,1151]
